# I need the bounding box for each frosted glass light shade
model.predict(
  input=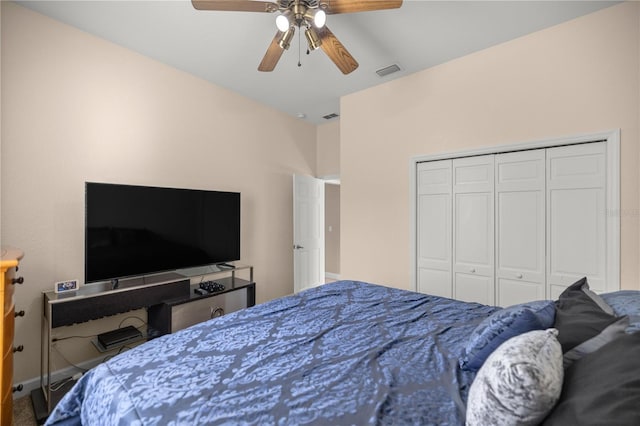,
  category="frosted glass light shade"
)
[314,10,326,28]
[276,14,290,32]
